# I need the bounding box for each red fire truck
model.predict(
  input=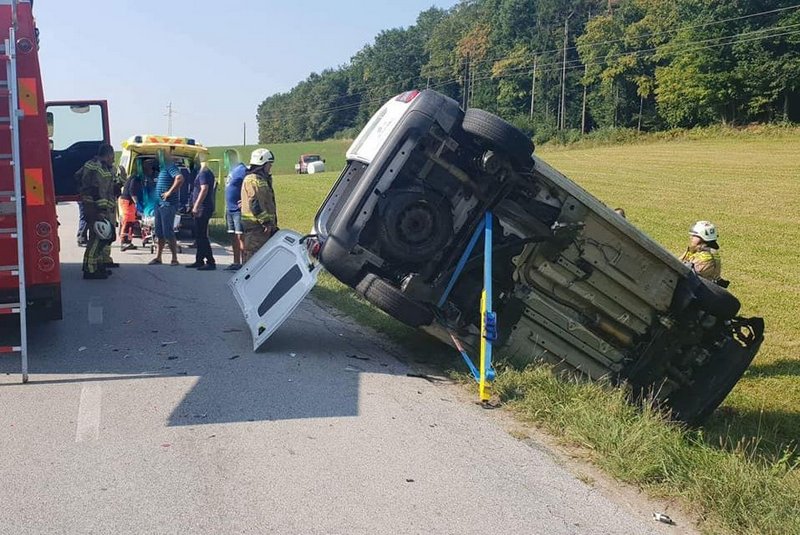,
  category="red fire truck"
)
[0,0,110,379]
